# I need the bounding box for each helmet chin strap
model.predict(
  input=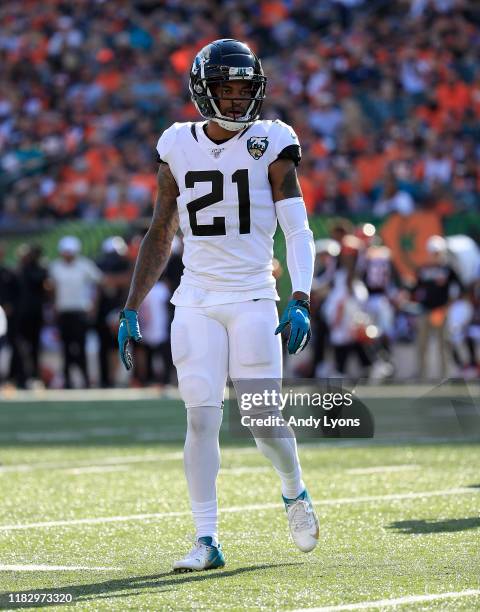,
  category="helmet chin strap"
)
[212,117,249,131]
[208,89,251,131]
